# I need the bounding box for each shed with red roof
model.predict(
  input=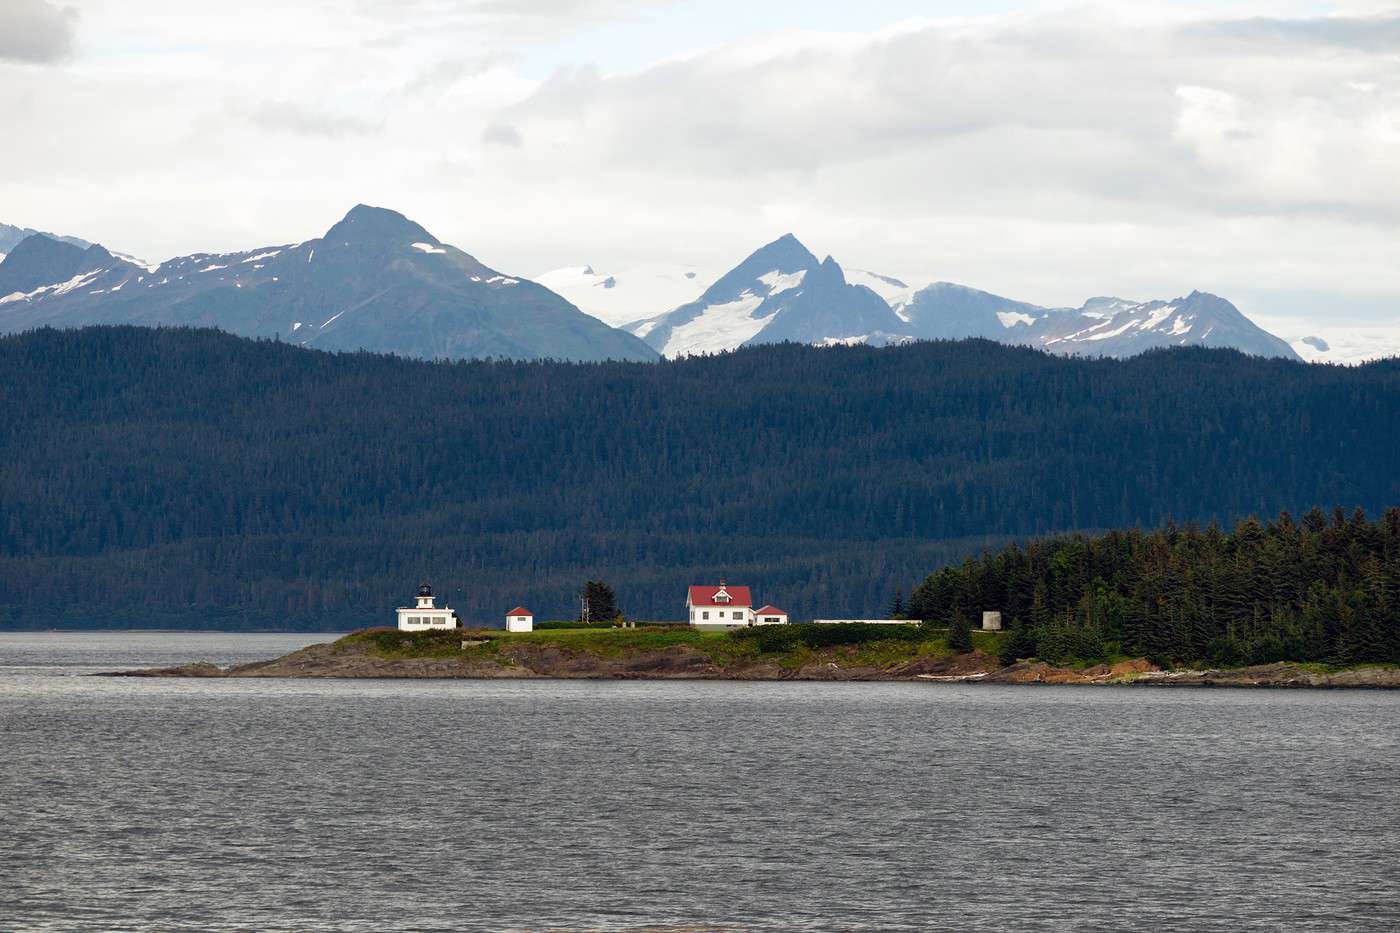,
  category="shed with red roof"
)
[754,605,789,626]
[505,606,534,633]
